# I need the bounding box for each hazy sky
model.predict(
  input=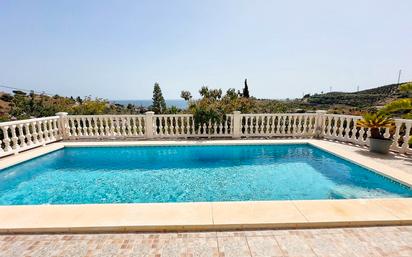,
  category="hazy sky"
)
[0,0,411,100]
